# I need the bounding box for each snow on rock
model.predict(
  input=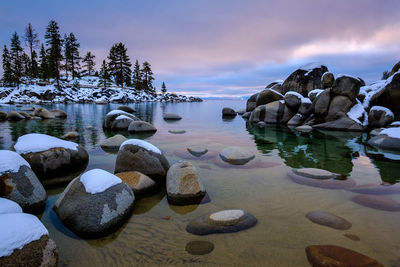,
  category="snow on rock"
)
[301,97,312,104]
[308,89,324,98]
[285,91,303,99]
[106,110,133,117]
[380,127,400,139]
[120,139,161,154]
[347,99,368,126]
[0,213,48,257]
[115,115,133,121]
[0,198,23,214]
[370,106,394,118]
[0,150,30,174]
[361,79,391,109]
[14,133,79,154]
[300,62,324,71]
[336,74,360,81]
[268,88,284,97]
[391,121,400,126]
[80,169,122,194]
